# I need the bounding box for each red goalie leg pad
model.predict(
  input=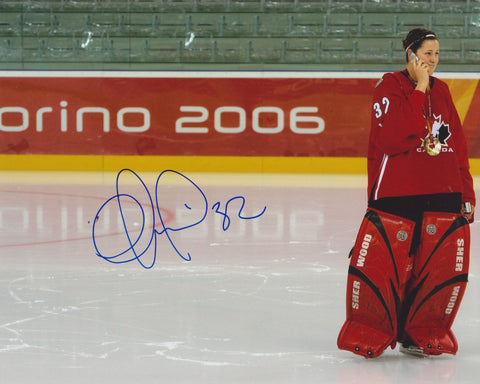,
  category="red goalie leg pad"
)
[402,212,470,355]
[337,320,394,358]
[338,209,415,358]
